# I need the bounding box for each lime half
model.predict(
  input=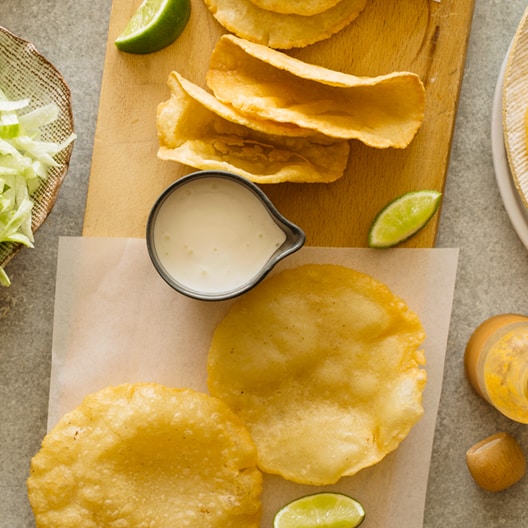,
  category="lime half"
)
[368,189,442,248]
[114,0,191,54]
[273,492,366,528]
